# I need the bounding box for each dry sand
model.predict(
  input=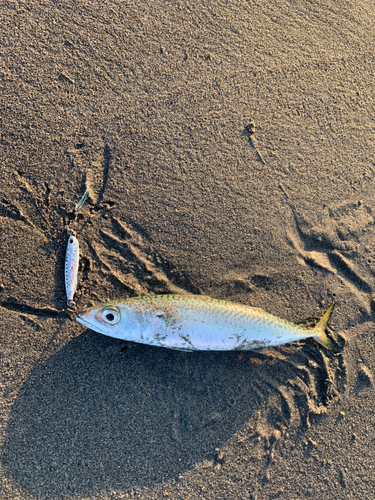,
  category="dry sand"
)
[1,0,375,498]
